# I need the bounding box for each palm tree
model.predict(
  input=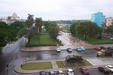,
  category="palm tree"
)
[35,18,42,32]
[25,14,34,29]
